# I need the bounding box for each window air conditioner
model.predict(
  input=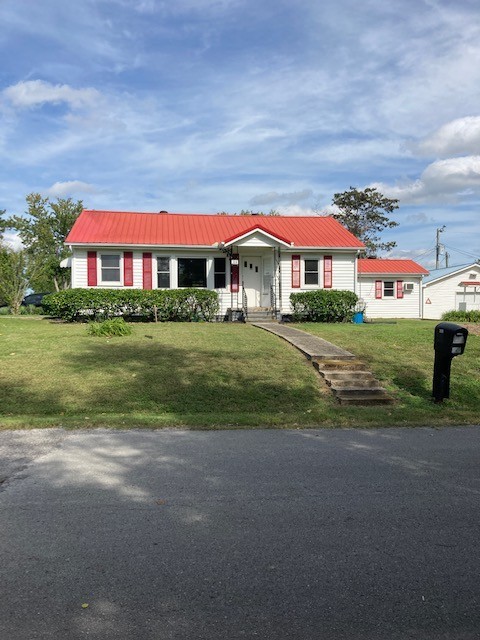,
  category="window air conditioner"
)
[404,283,414,291]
